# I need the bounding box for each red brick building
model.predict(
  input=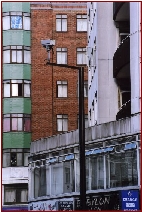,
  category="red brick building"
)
[31,2,88,141]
